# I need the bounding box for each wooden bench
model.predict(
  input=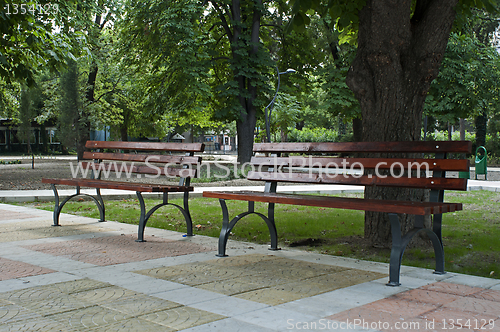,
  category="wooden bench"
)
[42,141,204,242]
[203,141,472,286]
